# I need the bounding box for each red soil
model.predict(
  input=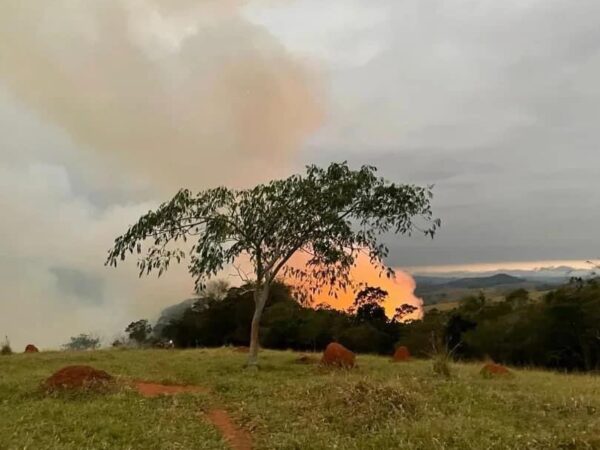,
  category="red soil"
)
[321,342,356,368]
[134,381,208,397]
[133,381,251,449]
[392,346,410,362]
[43,365,113,391]
[234,346,250,353]
[207,409,253,450]
[480,363,511,377]
[24,344,39,353]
